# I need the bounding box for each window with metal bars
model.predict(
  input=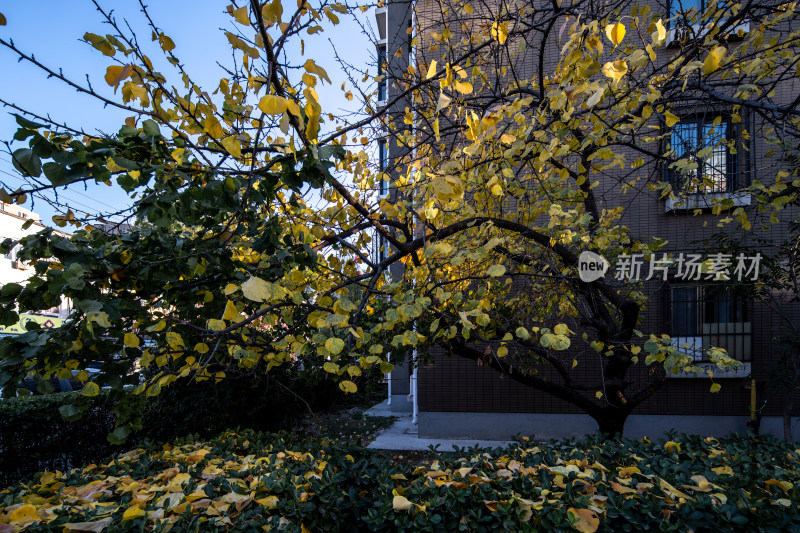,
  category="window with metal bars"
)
[670,286,751,362]
[665,115,738,193]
